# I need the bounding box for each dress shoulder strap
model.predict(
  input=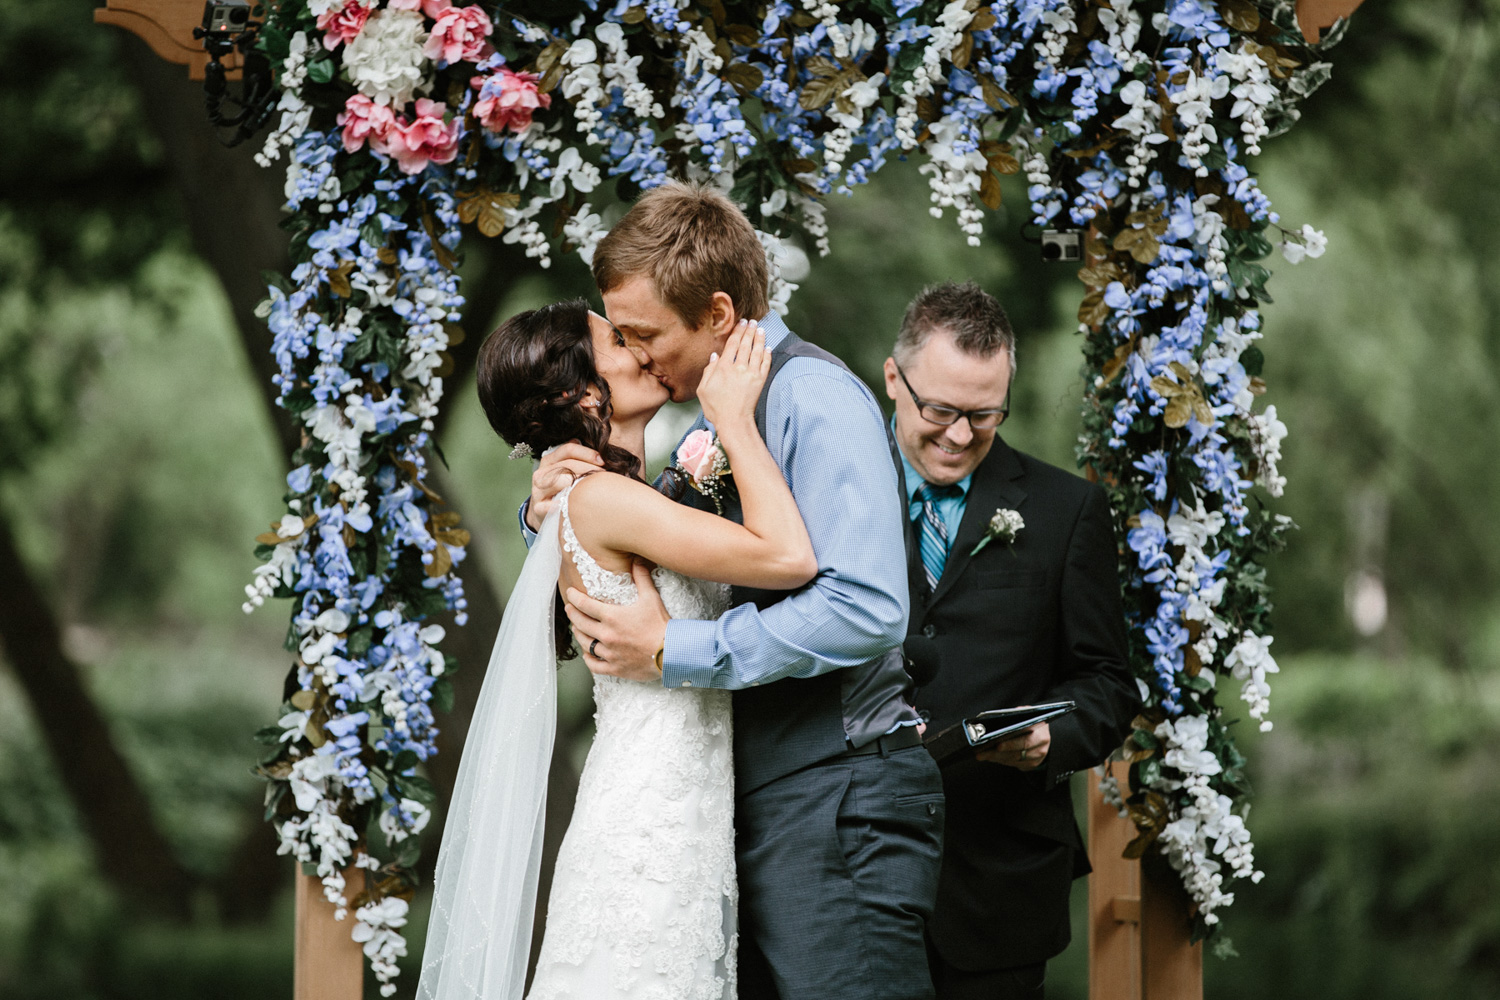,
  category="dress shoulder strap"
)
[557,475,635,602]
